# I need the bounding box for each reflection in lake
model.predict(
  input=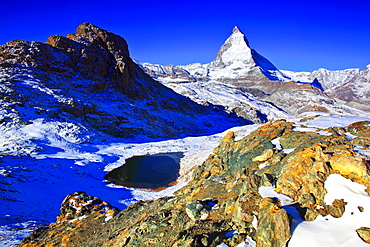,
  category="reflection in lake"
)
[105,152,183,189]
